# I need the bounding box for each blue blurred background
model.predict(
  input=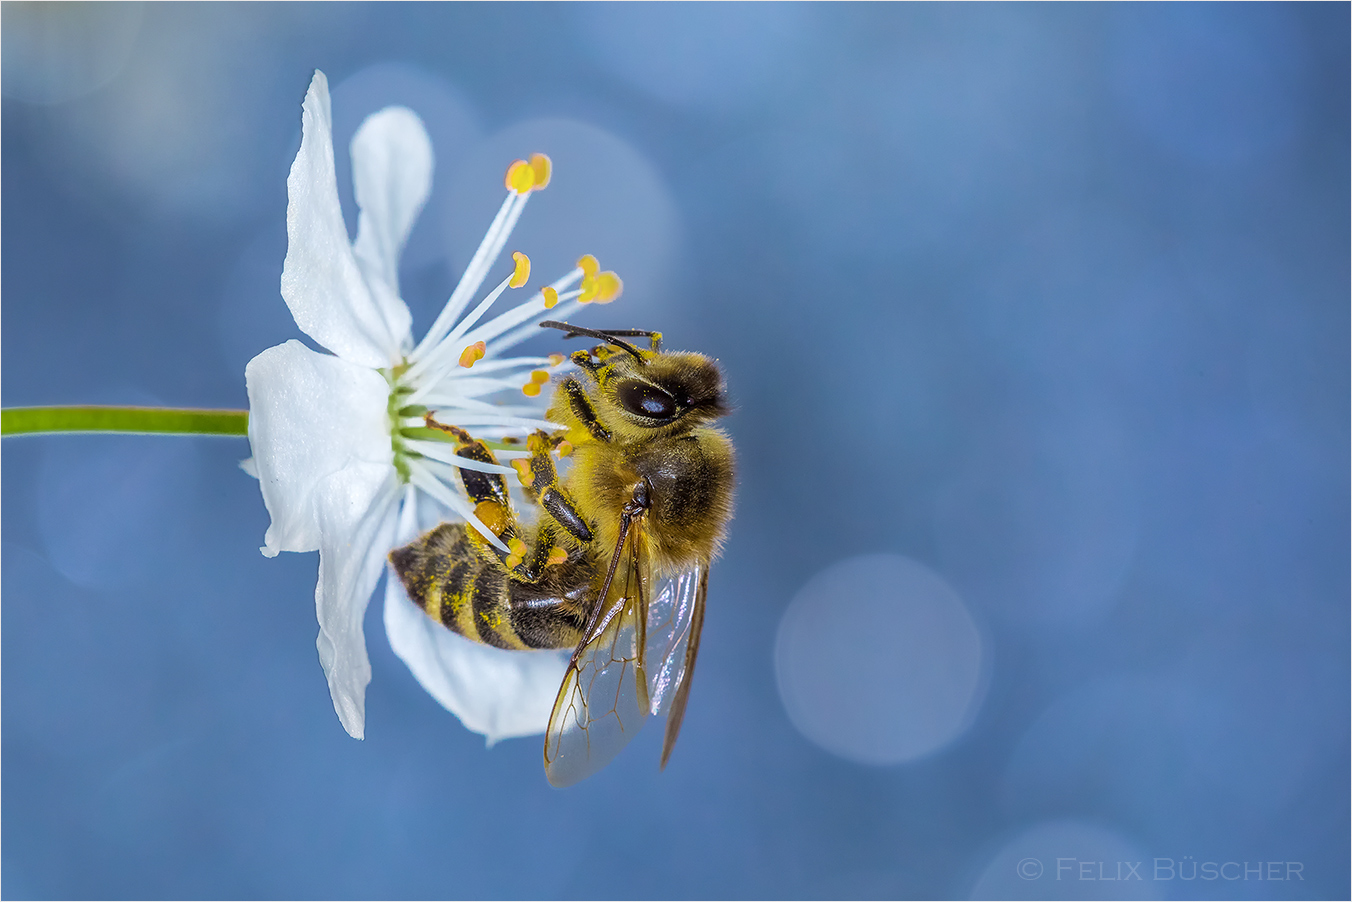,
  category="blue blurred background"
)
[3,3,1347,899]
